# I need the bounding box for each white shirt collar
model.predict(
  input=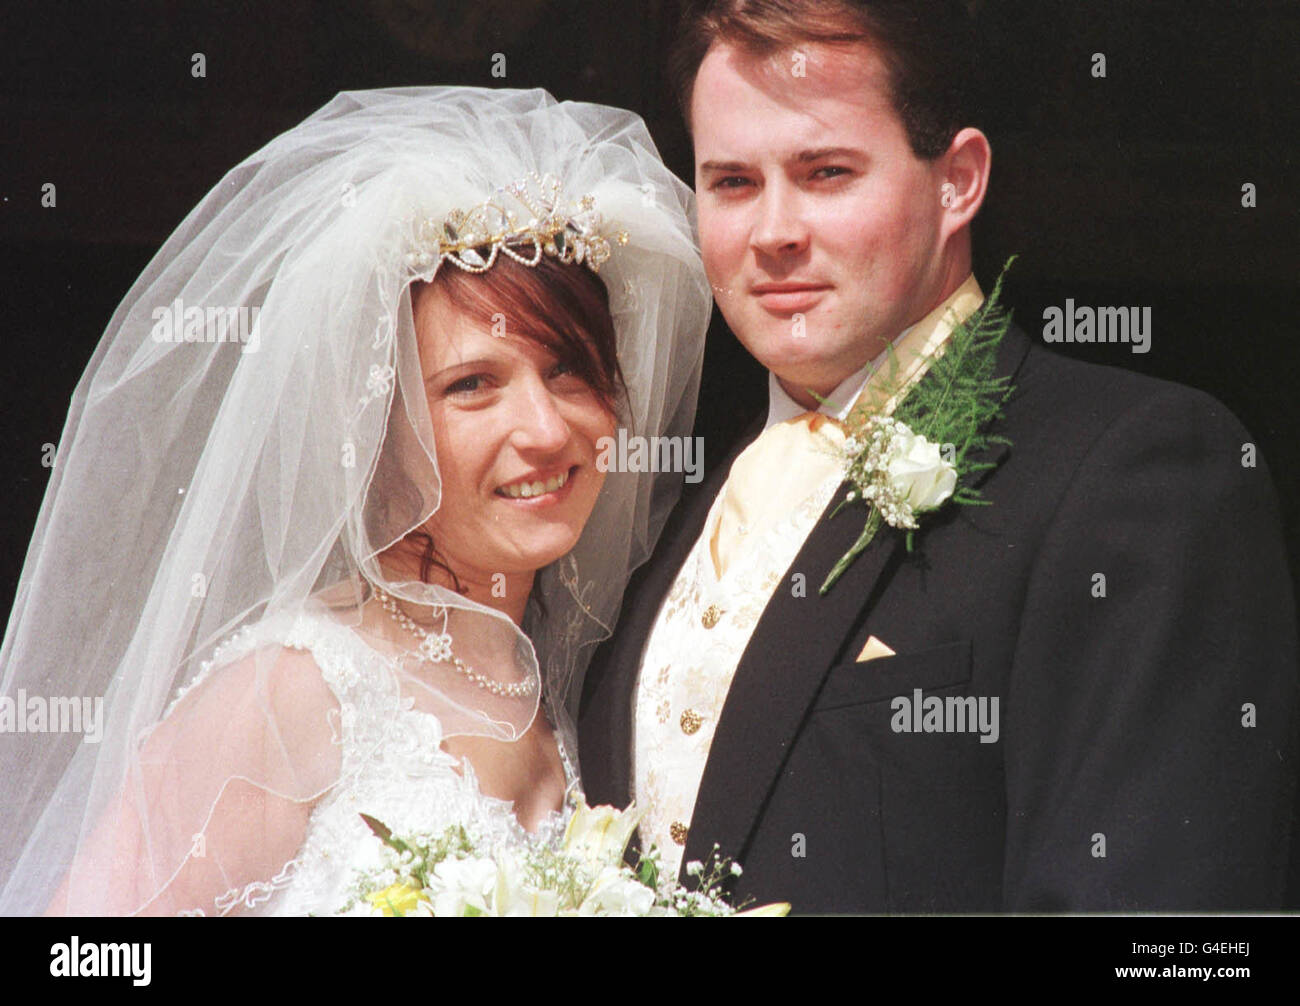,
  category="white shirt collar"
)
[763,322,917,430]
